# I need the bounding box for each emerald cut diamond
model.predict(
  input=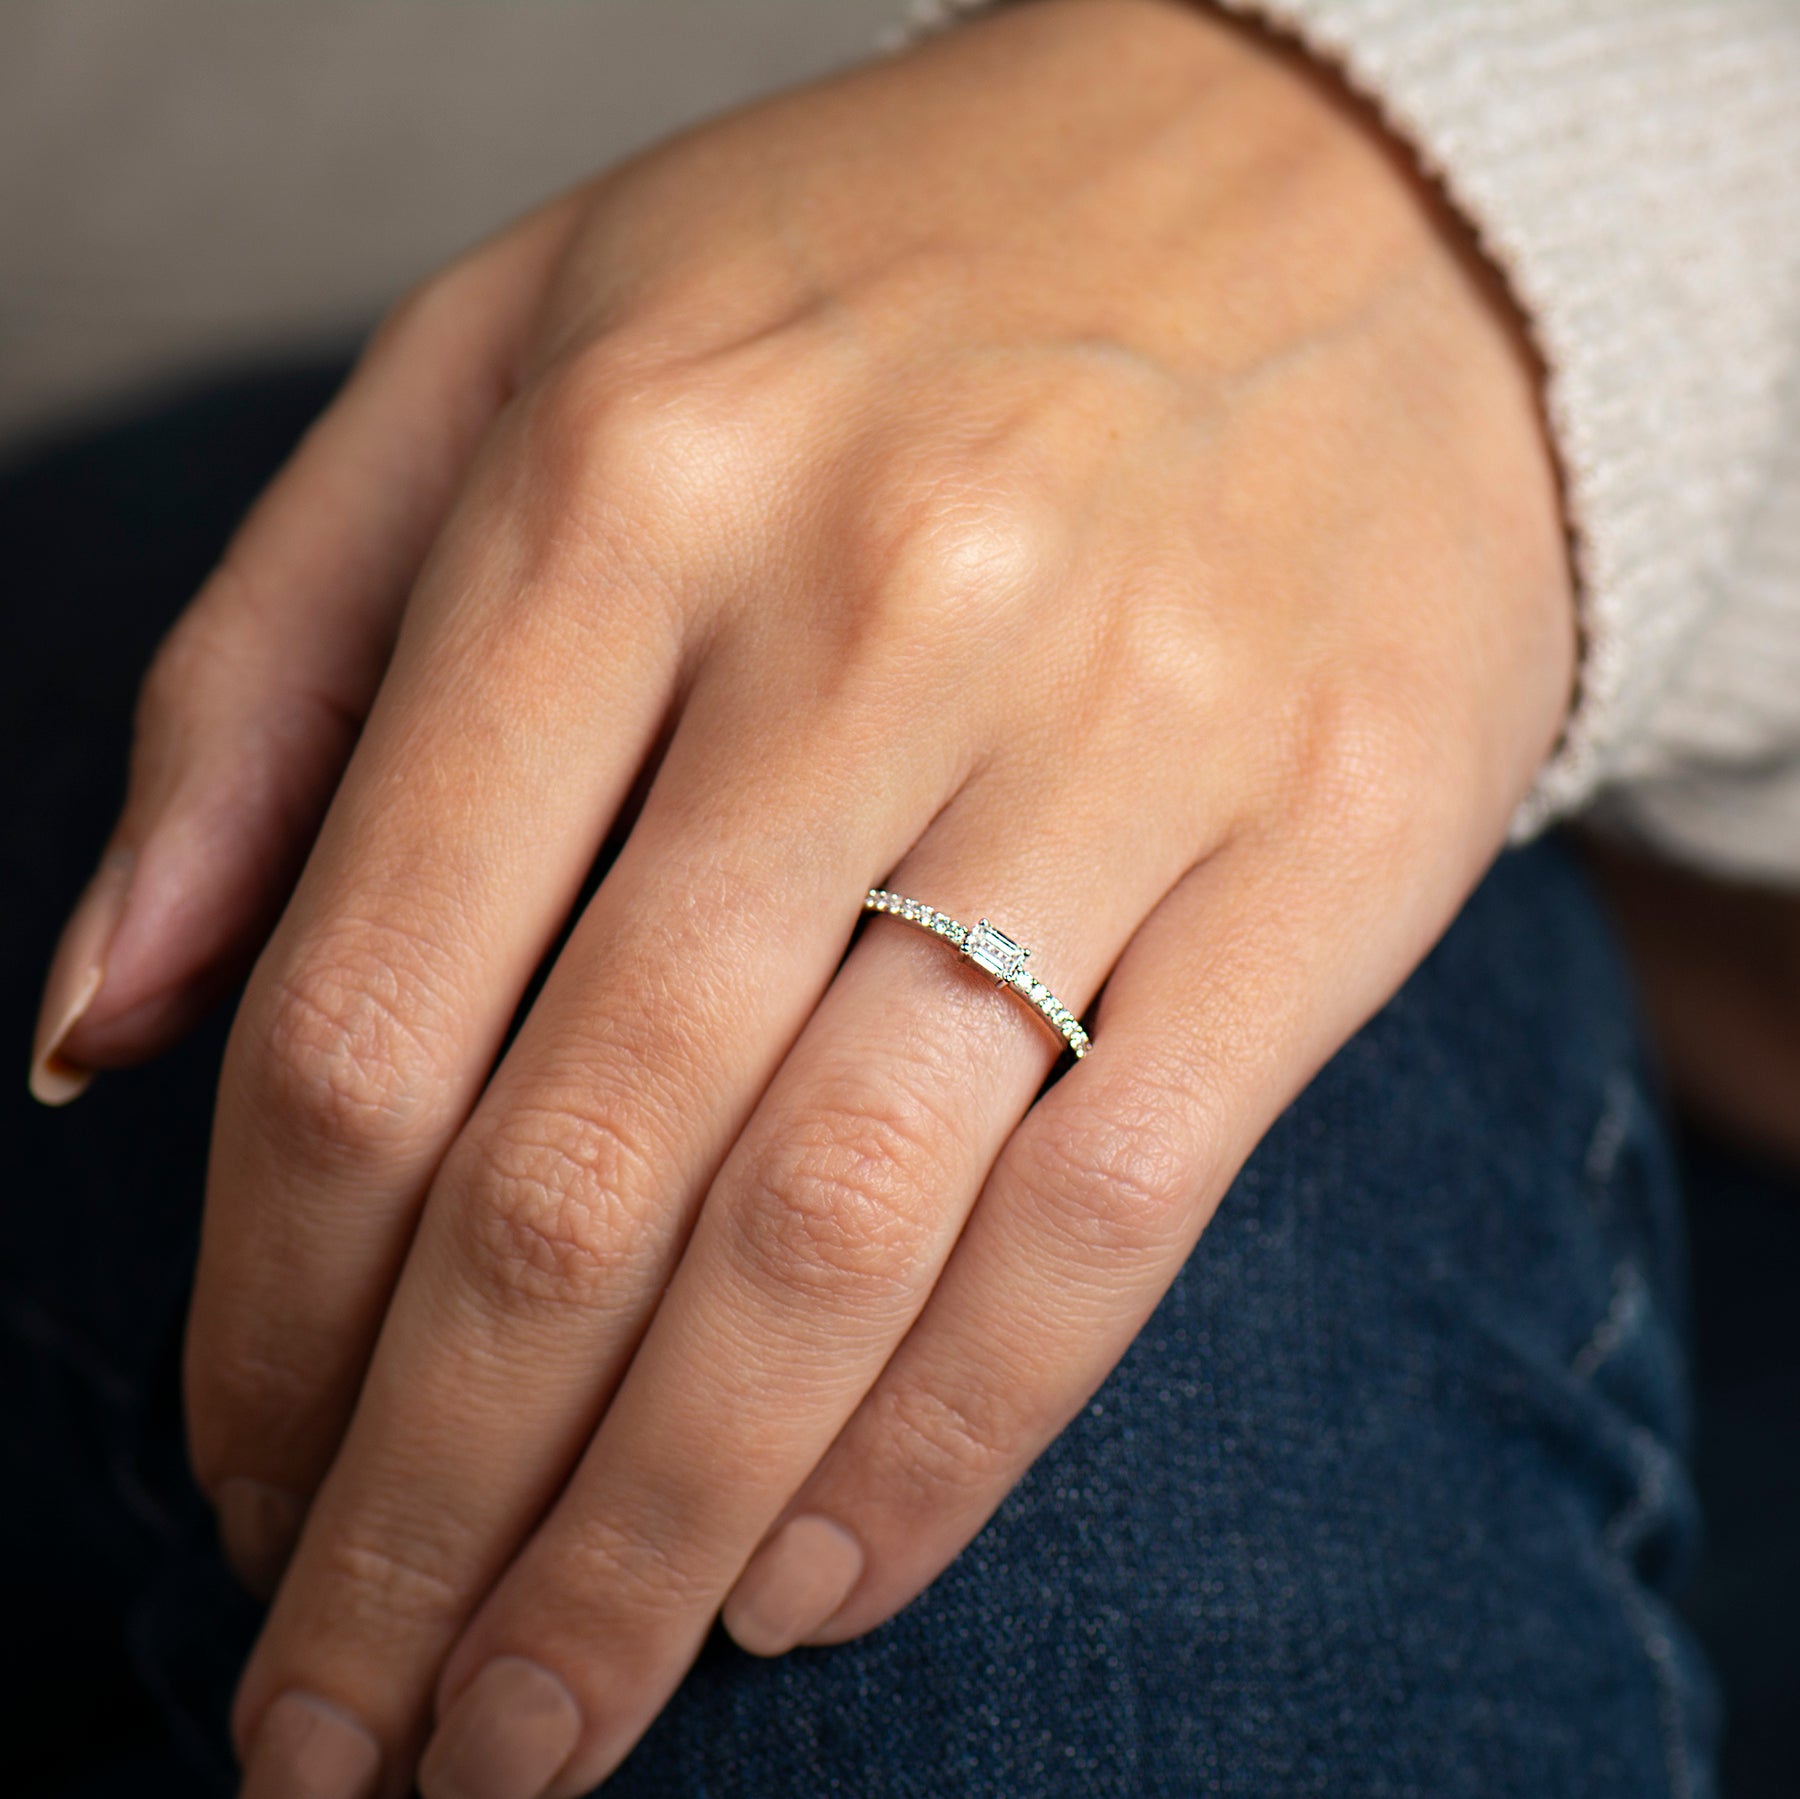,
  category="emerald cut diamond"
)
[963,918,1028,985]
